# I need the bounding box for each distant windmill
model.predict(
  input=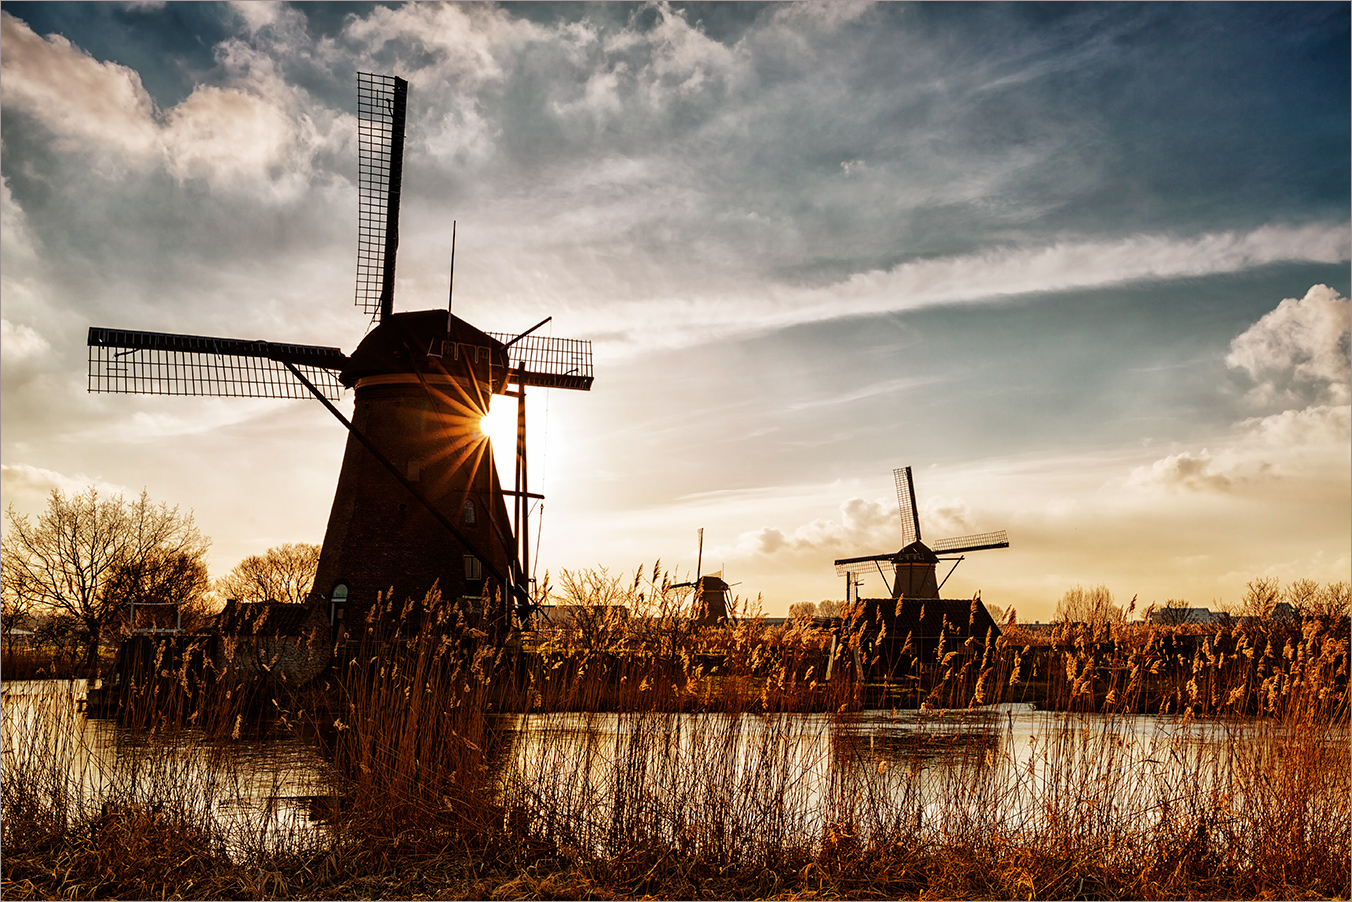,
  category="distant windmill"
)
[87,72,593,637]
[671,528,732,626]
[834,467,1008,601]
